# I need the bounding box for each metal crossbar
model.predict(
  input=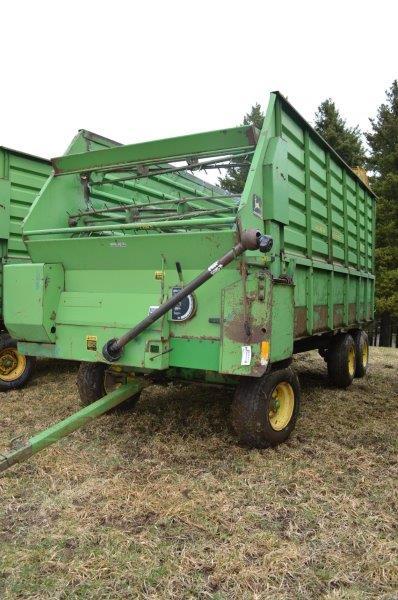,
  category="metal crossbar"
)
[52,126,259,175]
[24,216,236,237]
[68,194,240,221]
[89,153,253,185]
